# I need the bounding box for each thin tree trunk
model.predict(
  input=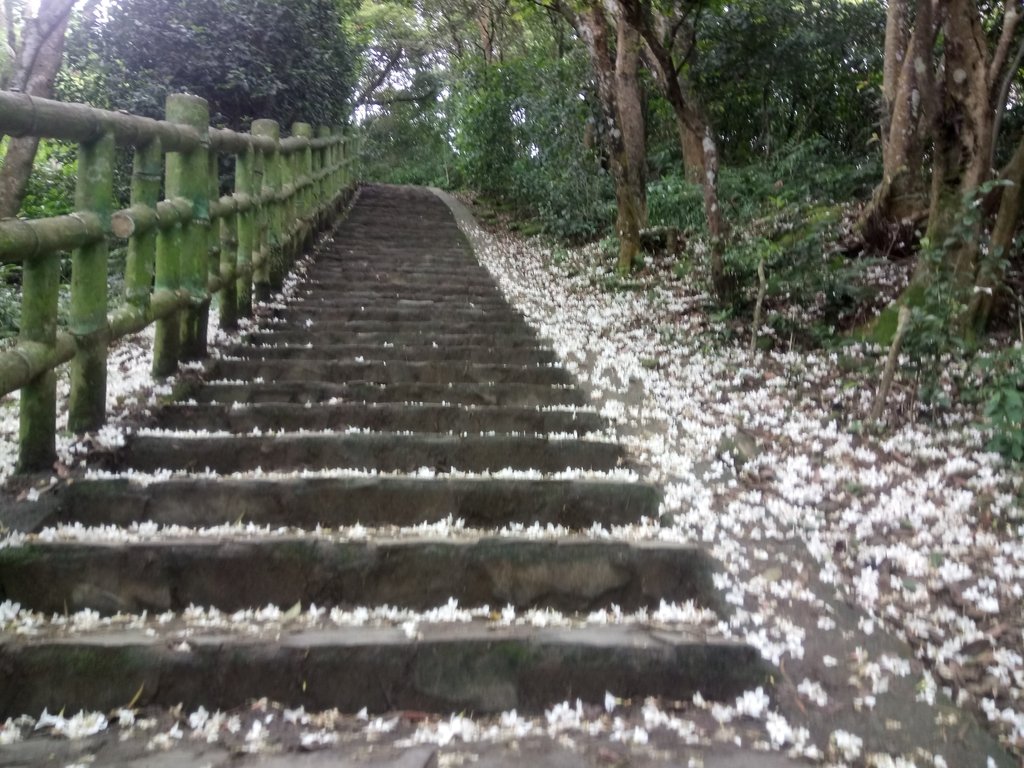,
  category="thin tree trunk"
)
[616,14,645,222]
[969,133,1024,330]
[859,0,936,248]
[0,0,13,84]
[0,0,77,219]
[617,0,730,298]
[556,0,646,273]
